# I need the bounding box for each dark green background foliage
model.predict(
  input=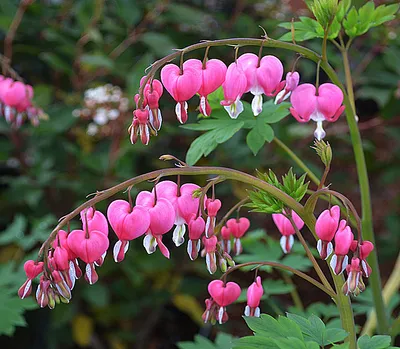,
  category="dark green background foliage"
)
[0,0,399,348]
